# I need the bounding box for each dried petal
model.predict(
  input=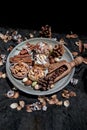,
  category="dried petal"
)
[10,103,18,109]
[64,100,70,107]
[29,33,34,38]
[7,46,14,51]
[62,93,69,98]
[48,99,55,104]
[56,100,63,106]
[72,52,78,57]
[26,105,32,112]
[17,105,22,111]
[75,40,84,53]
[13,92,19,99]
[0,61,3,66]
[70,78,78,85]
[38,97,45,103]
[83,58,87,64]
[84,43,87,49]
[42,105,47,111]
[1,73,6,78]
[0,72,3,78]
[19,100,25,108]
[51,94,57,99]
[69,91,76,97]
[78,40,84,53]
